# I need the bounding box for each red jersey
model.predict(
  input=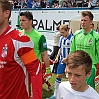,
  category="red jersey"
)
[0,26,40,99]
